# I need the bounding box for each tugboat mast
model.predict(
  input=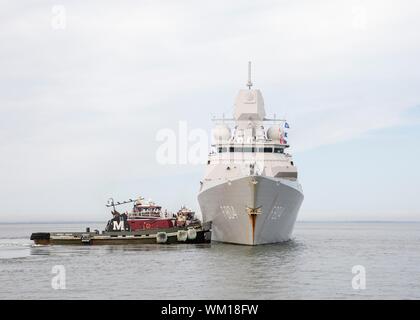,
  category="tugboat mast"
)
[106,198,135,210]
